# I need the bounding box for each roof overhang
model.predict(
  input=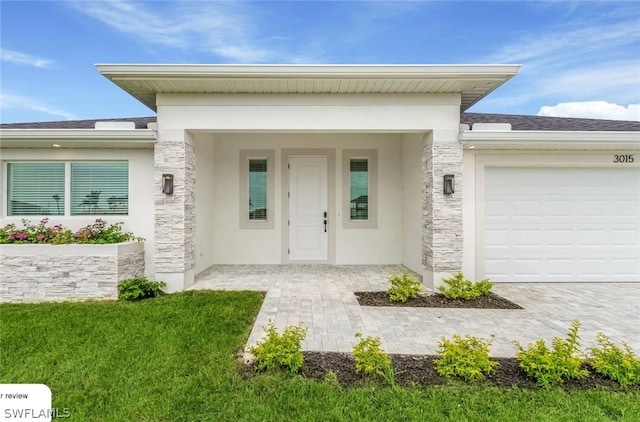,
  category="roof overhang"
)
[460,129,640,151]
[95,64,521,112]
[0,129,156,148]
